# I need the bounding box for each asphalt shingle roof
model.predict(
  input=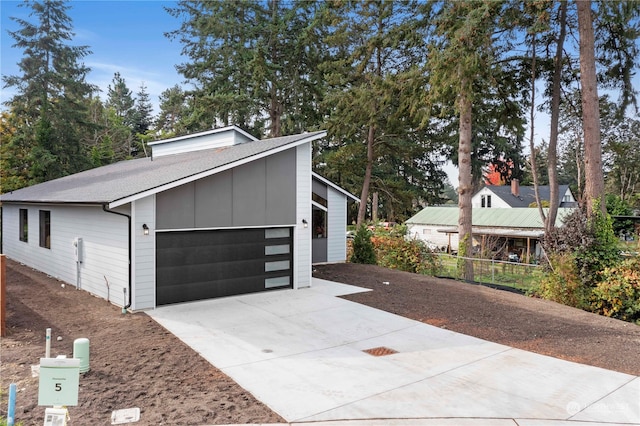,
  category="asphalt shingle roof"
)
[486,184,572,208]
[1,132,324,206]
